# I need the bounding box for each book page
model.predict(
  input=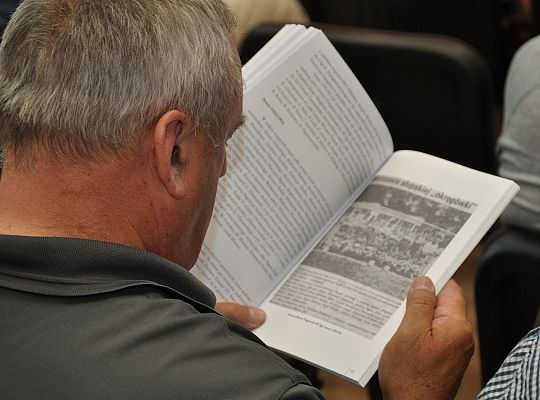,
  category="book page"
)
[255,150,518,385]
[192,28,394,306]
[243,25,314,86]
